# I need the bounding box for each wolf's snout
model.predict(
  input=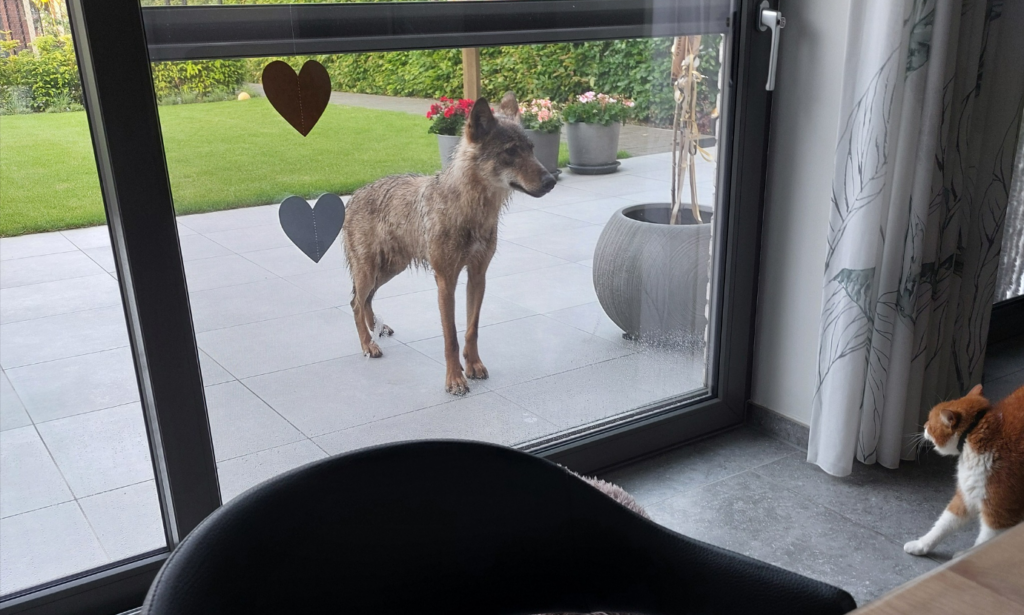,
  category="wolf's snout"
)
[539,173,556,195]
